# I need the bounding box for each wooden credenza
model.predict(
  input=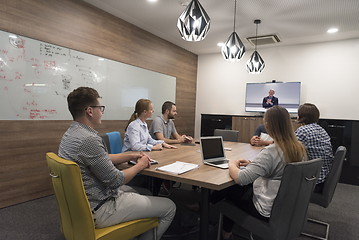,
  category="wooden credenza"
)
[232,116,263,143]
[202,114,299,143]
